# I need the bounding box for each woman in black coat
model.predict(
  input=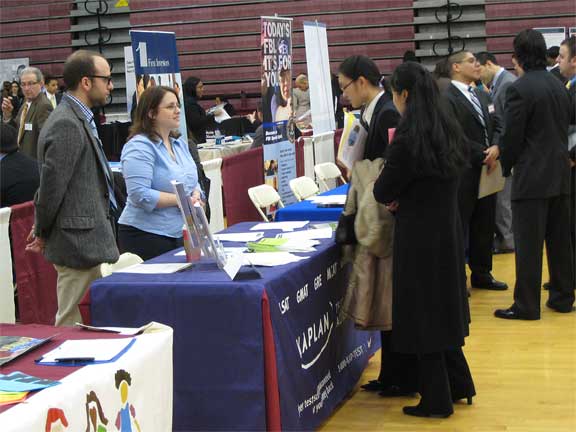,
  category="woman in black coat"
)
[183,76,221,144]
[373,62,475,418]
[338,55,418,397]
